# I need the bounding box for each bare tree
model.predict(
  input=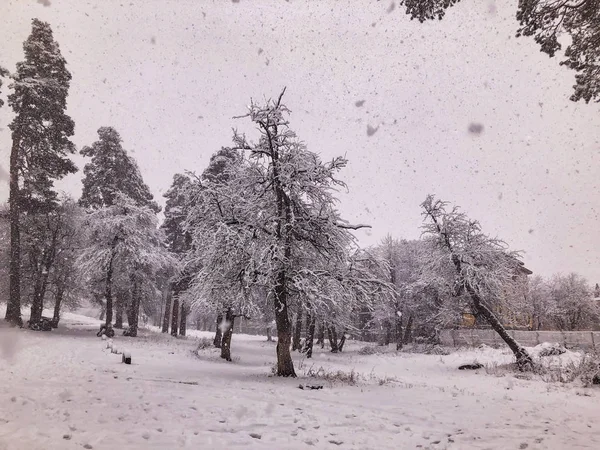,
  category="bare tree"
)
[547,273,598,330]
